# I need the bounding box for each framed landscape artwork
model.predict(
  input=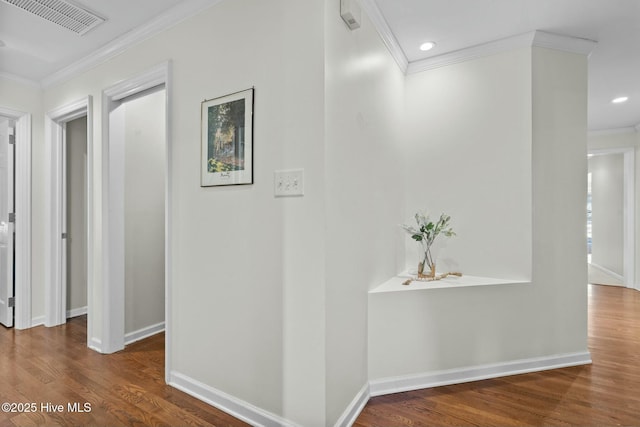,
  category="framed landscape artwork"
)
[201,88,254,186]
